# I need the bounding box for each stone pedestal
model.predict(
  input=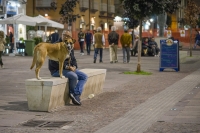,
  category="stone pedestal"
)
[79,69,106,100]
[25,77,68,112]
